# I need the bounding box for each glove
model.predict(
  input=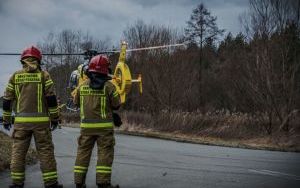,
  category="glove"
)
[113,113,122,127]
[3,122,11,131]
[50,120,59,131]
